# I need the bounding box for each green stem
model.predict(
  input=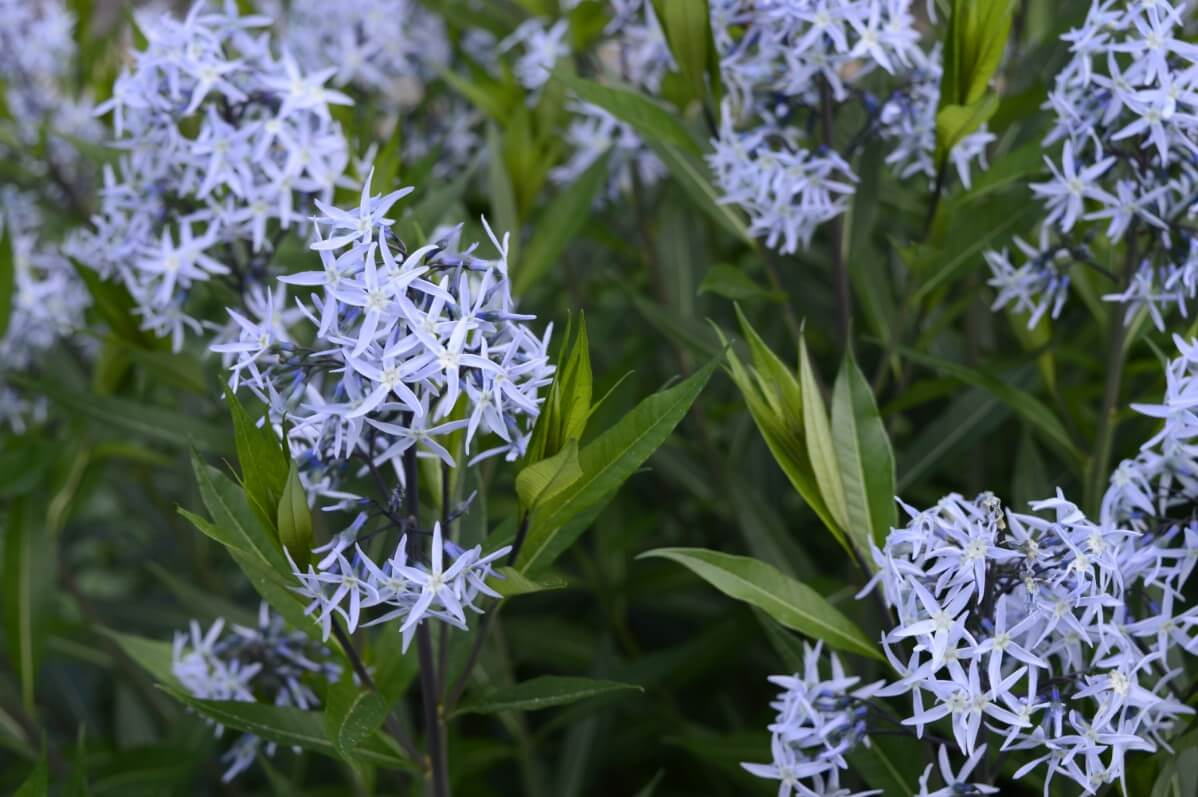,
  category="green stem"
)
[1085,228,1139,514]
